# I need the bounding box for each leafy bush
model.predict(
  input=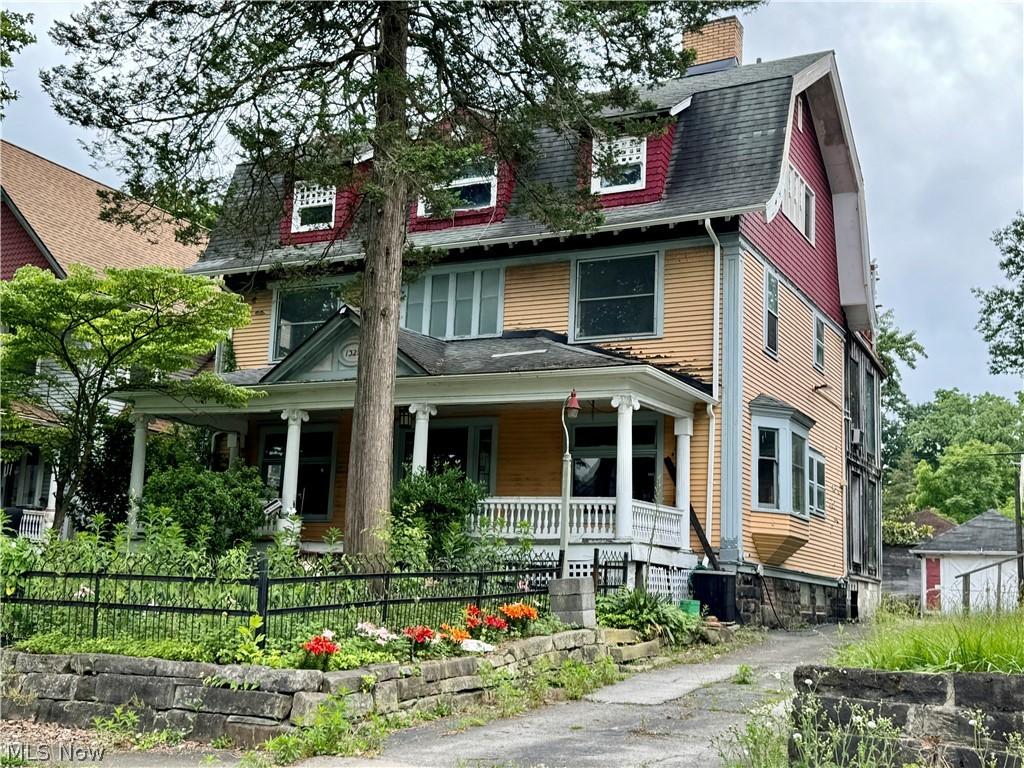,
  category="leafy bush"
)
[596,588,701,646]
[390,467,487,564]
[881,517,933,546]
[16,631,207,661]
[142,461,274,555]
